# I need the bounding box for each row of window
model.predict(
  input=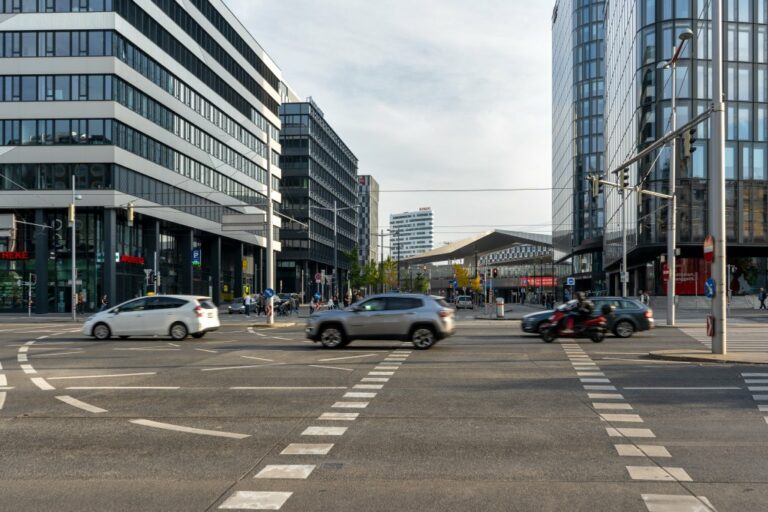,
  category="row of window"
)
[0,118,267,206]
[0,30,112,57]
[0,74,112,102]
[0,0,110,12]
